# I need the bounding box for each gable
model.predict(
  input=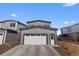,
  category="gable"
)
[22,28,56,34]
